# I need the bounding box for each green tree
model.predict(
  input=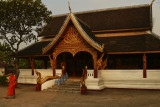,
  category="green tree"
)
[0,0,52,76]
[0,42,12,65]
